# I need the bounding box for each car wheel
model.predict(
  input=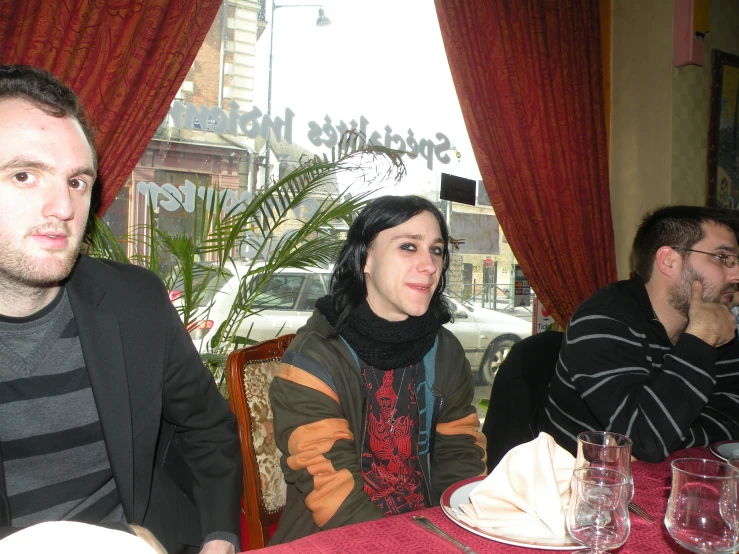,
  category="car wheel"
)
[478,337,517,385]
